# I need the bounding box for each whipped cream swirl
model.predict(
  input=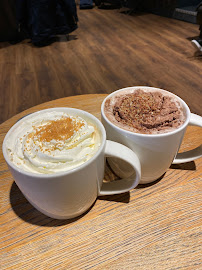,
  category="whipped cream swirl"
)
[6,111,101,174]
